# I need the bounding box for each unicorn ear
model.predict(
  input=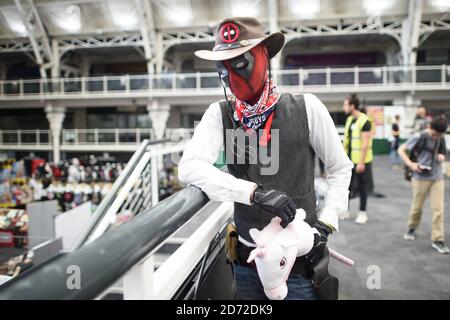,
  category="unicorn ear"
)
[280,238,300,249]
[247,248,267,263]
[270,217,282,224]
[296,209,306,220]
[247,249,258,263]
[249,228,260,243]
